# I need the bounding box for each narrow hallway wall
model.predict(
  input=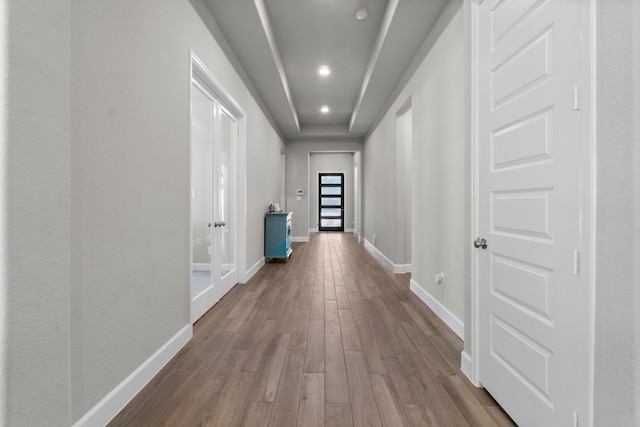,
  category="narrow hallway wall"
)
[1,1,71,425]
[594,0,640,424]
[363,0,468,324]
[70,0,283,423]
